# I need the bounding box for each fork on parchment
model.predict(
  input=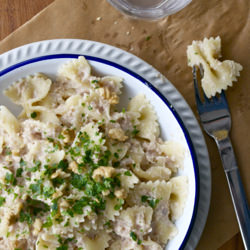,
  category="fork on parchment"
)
[192,65,250,249]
